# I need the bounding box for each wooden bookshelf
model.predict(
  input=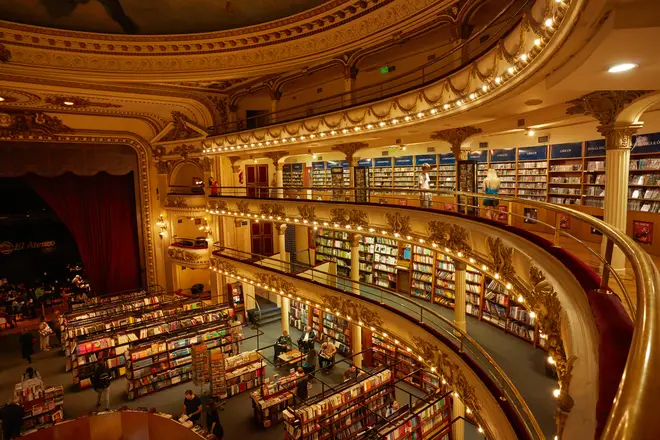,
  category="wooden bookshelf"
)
[373,237,398,289]
[321,310,351,355]
[314,229,351,277]
[289,299,310,331]
[251,372,301,428]
[214,350,265,399]
[410,245,434,301]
